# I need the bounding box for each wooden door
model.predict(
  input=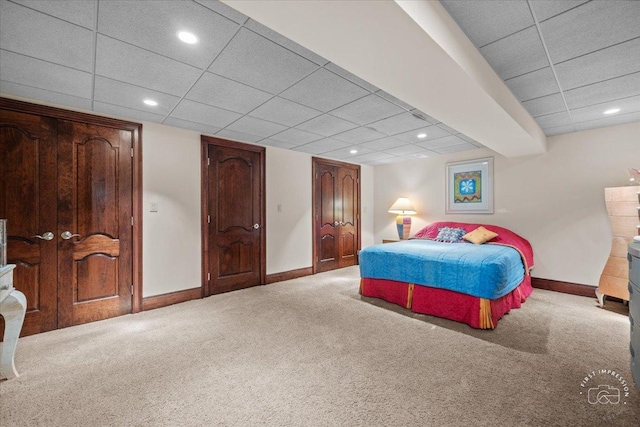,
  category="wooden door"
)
[313,158,360,273]
[0,110,58,336]
[203,137,265,295]
[56,120,133,327]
